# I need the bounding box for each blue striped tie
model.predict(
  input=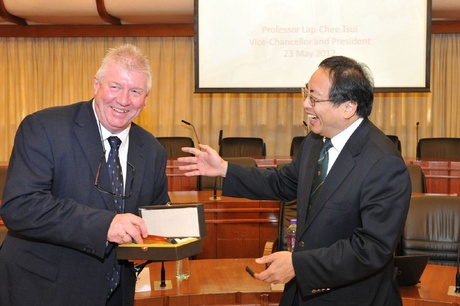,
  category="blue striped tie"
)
[107,136,123,297]
[107,136,124,213]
